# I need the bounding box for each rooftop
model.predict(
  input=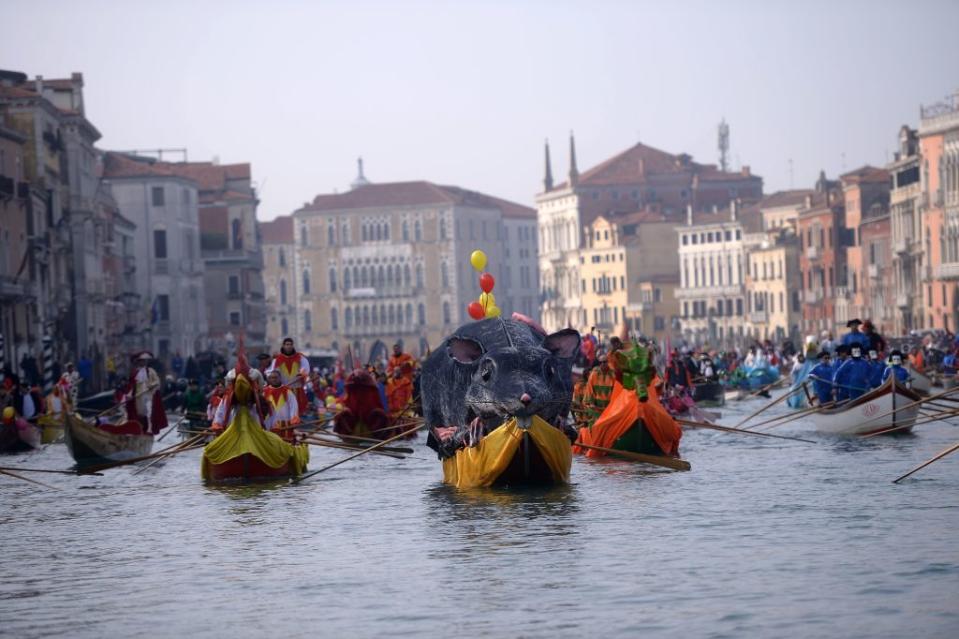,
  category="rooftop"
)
[260,216,294,244]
